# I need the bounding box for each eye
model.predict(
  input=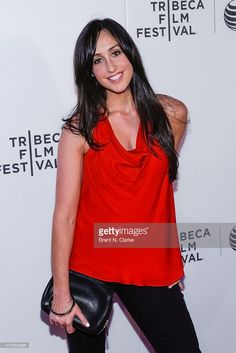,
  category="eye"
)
[112,49,122,57]
[93,57,103,65]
